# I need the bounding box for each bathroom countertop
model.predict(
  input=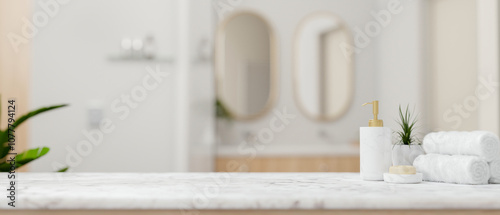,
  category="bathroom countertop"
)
[1,172,500,210]
[217,143,360,157]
